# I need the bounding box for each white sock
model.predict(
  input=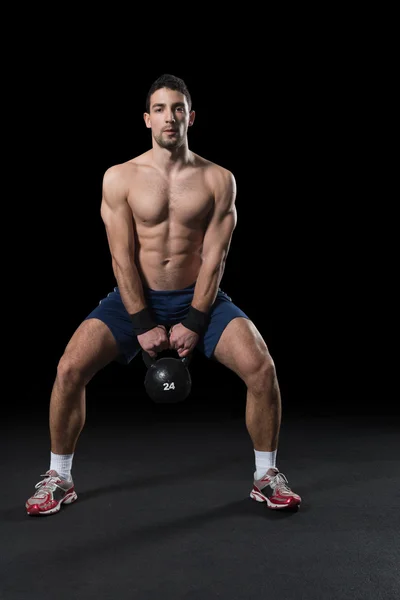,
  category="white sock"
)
[254,449,277,479]
[50,452,74,481]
